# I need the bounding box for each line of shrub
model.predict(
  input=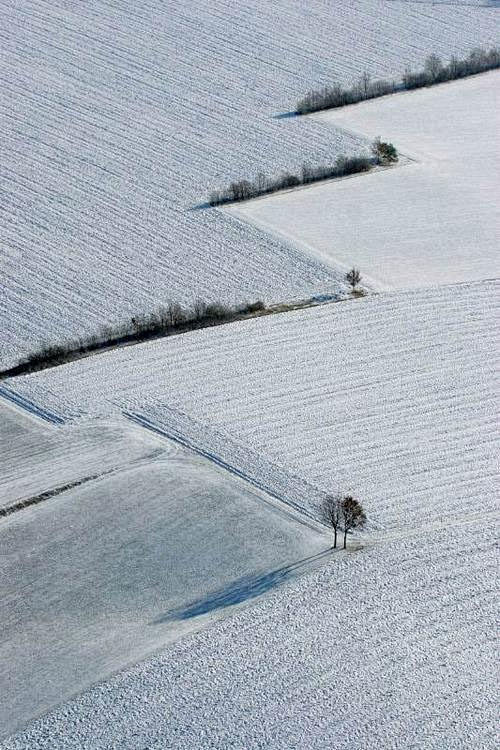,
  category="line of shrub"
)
[0,299,267,377]
[296,46,500,114]
[0,475,102,518]
[208,154,375,206]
